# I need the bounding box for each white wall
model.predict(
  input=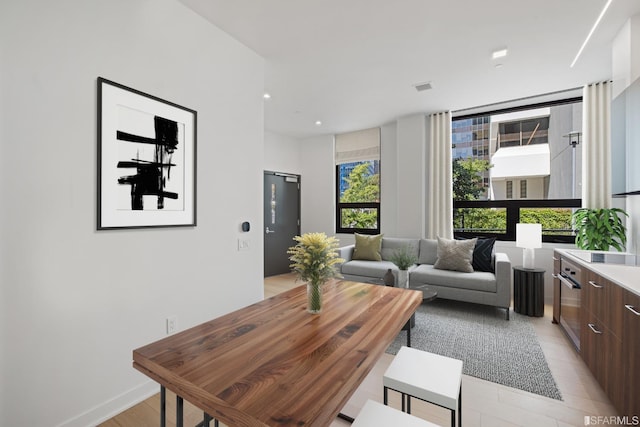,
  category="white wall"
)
[395,115,427,237]
[299,135,335,235]
[613,14,640,256]
[380,122,399,238]
[264,130,302,174]
[492,178,546,200]
[296,119,428,246]
[497,241,576,304]
[0,1,264,426]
